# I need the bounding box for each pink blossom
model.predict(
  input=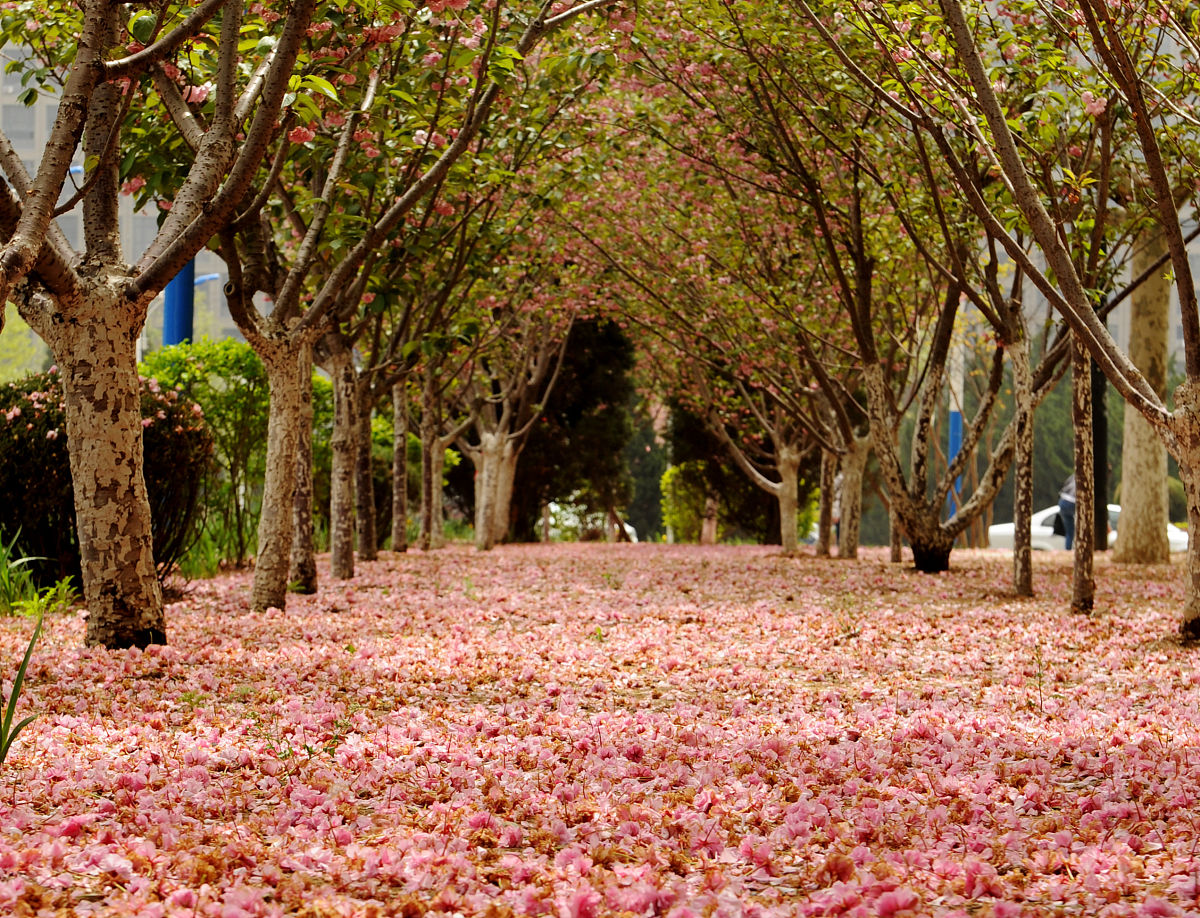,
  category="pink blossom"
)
[183,83,211,104]
[1082,90,1107,116]
[288,125,316,144]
